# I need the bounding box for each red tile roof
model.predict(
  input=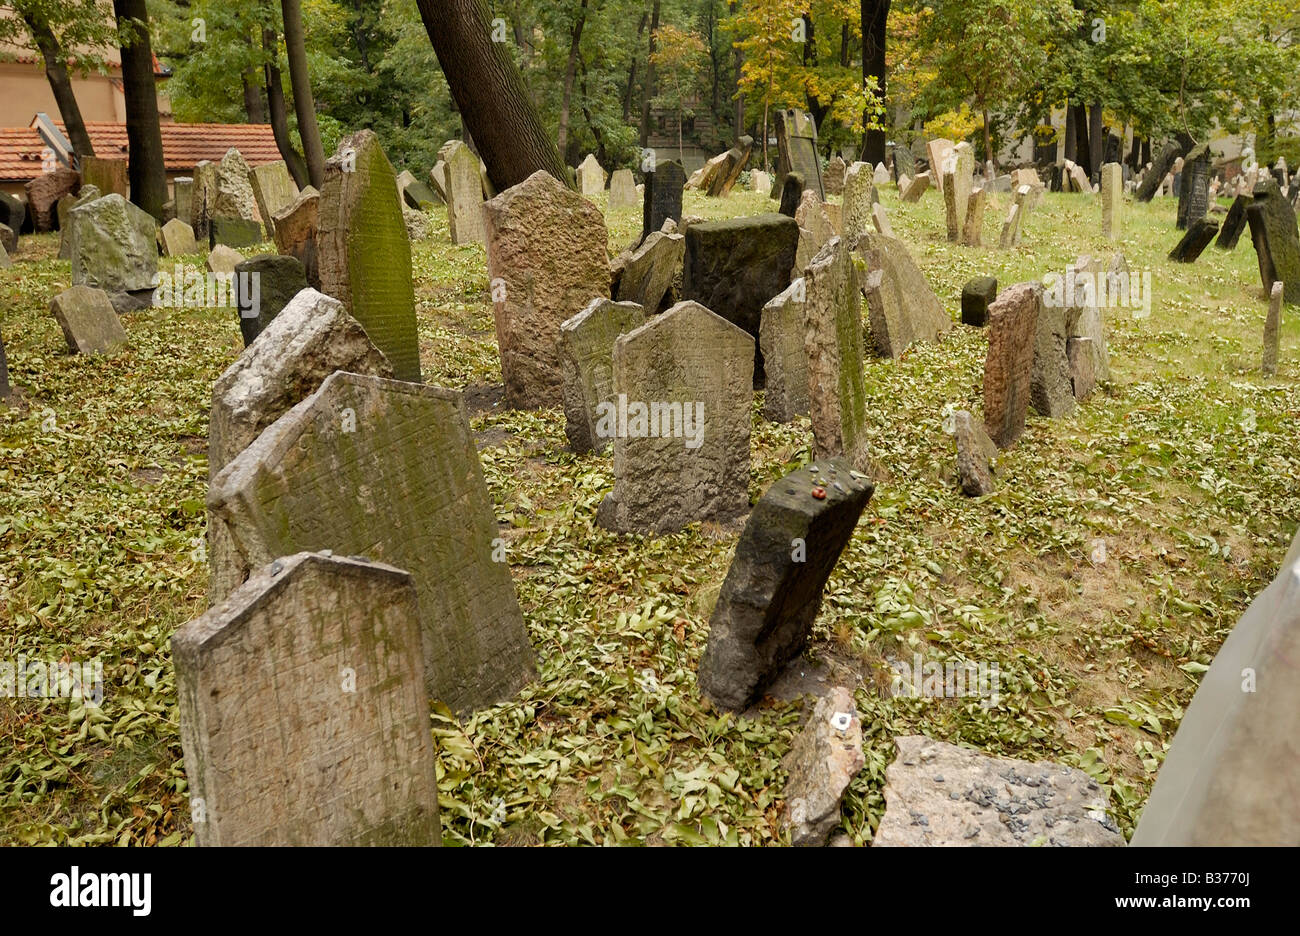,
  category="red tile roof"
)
[0,121,282,182]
